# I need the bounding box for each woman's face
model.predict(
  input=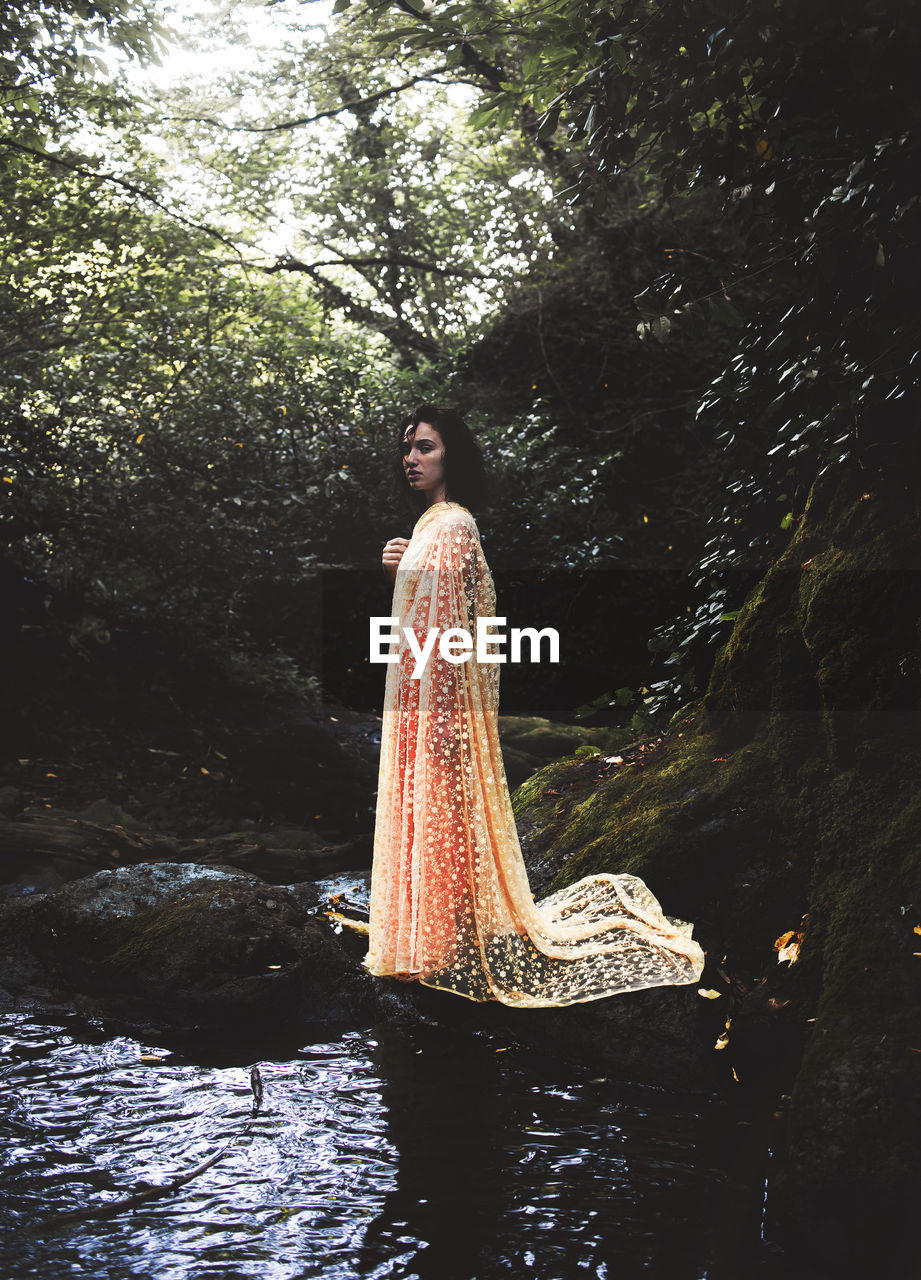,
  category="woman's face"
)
[401,421,447,501]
